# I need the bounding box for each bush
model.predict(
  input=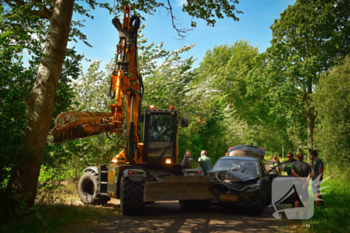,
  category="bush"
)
[314,55,350,177]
